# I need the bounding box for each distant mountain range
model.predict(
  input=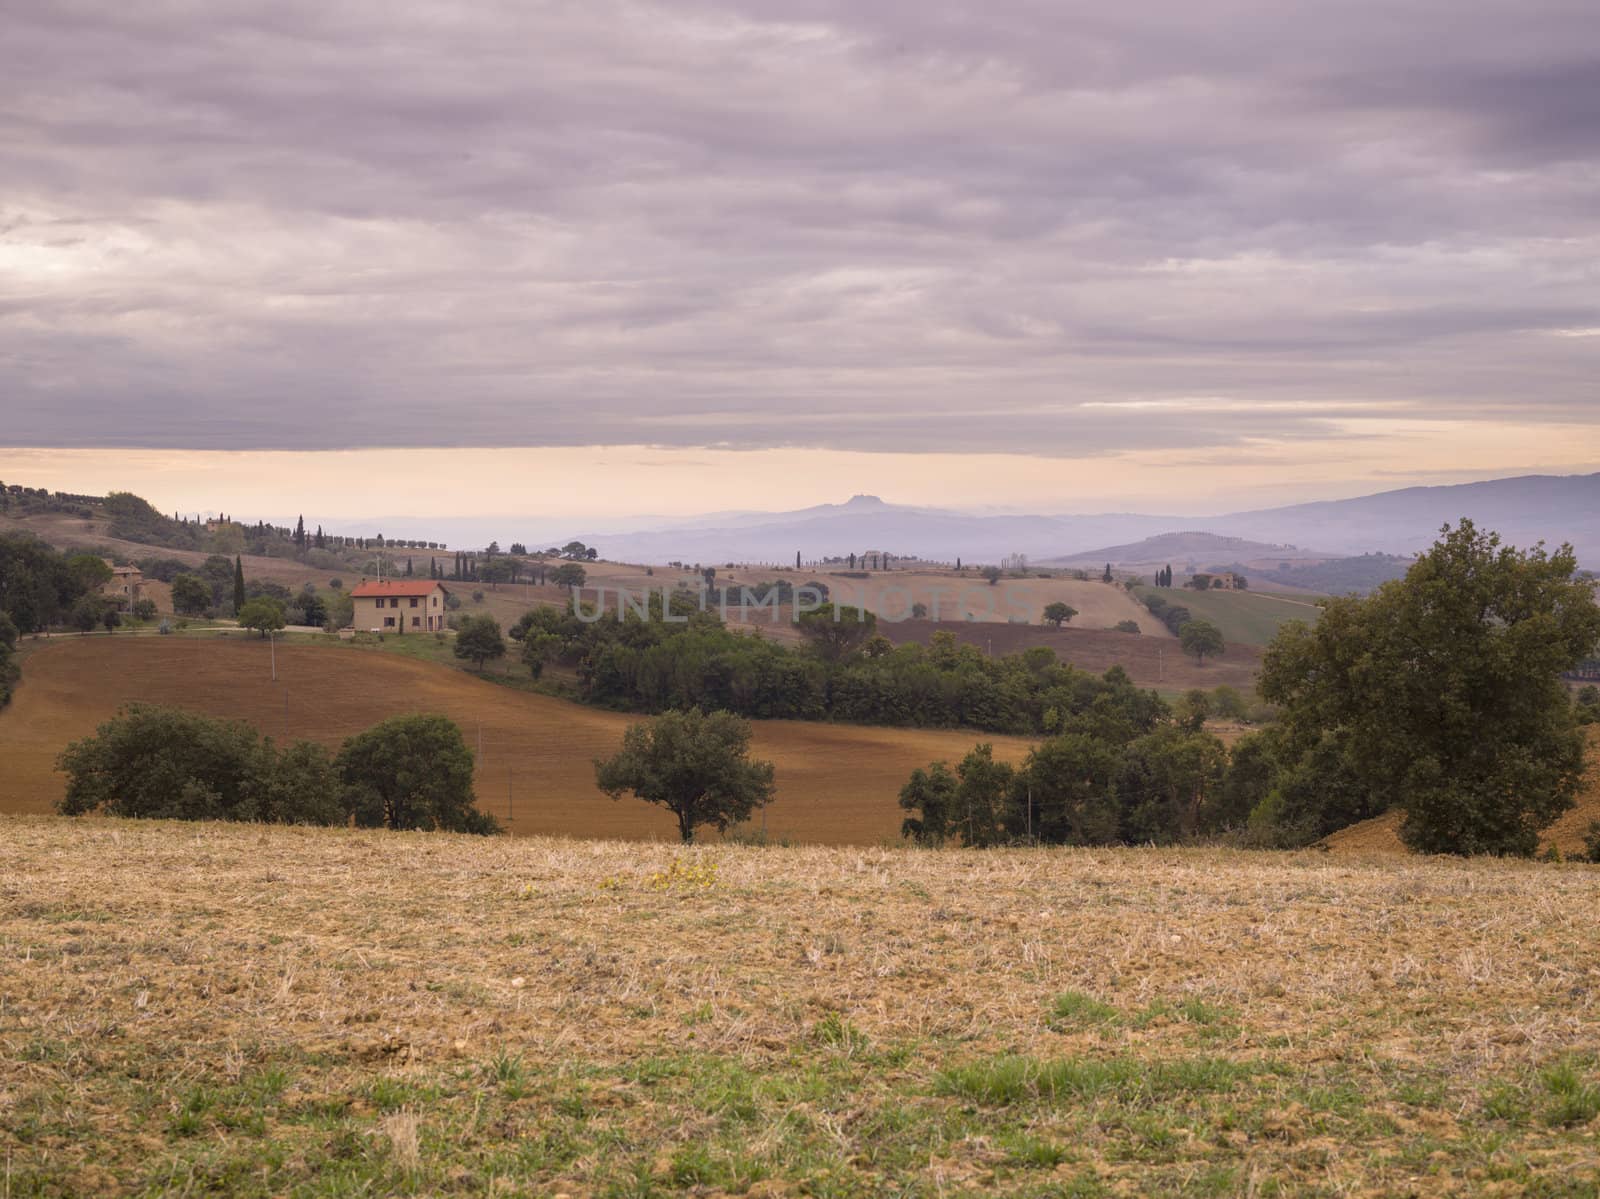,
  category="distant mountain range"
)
[574,473,1600,567]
